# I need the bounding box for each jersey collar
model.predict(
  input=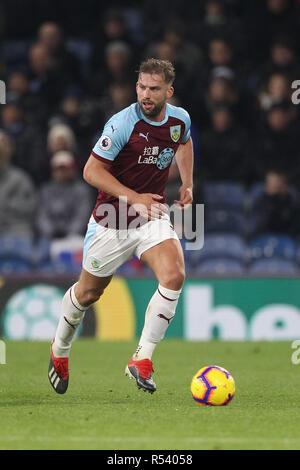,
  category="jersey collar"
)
[136,103,169,126]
